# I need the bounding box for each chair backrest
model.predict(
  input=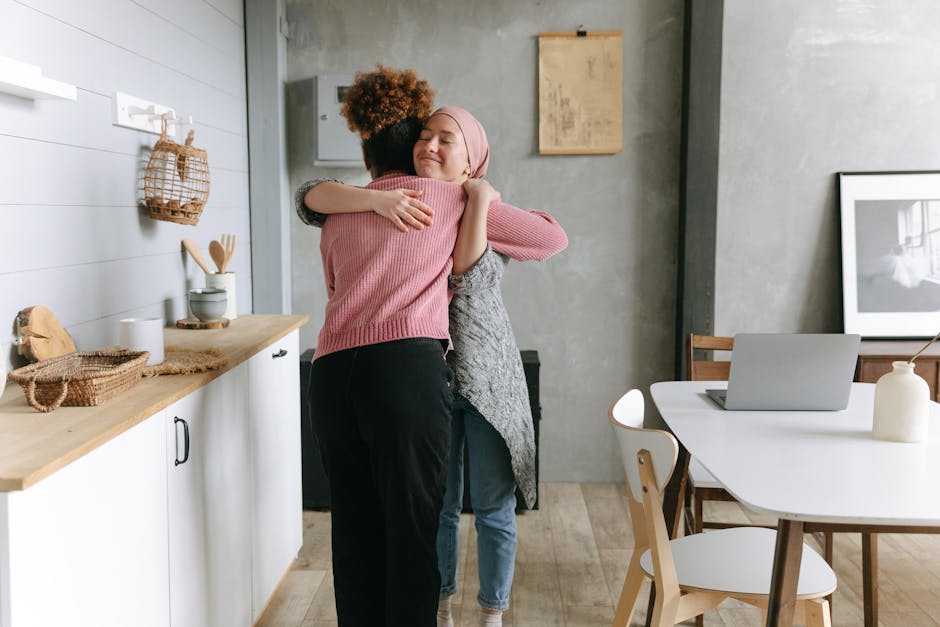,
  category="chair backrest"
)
[686,333,734,381]
[608,390,683,602]
[608,389,678,504]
